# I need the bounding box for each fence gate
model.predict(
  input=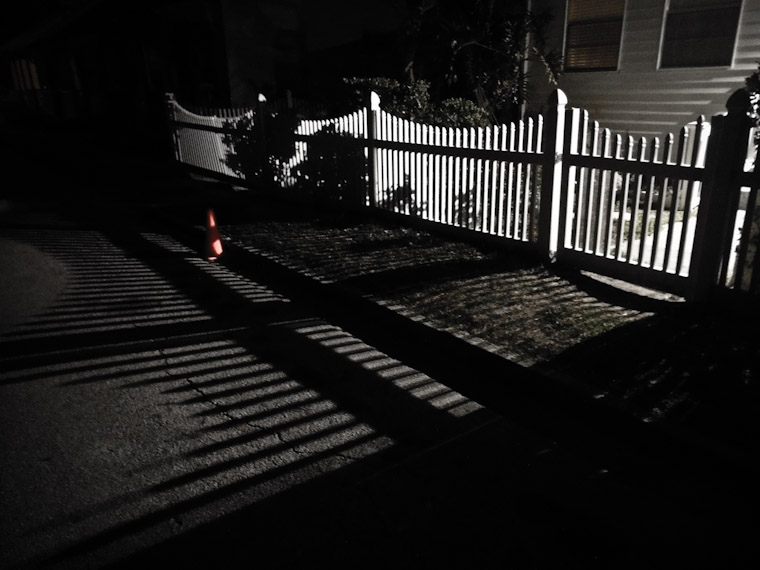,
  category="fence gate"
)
[553,106,709,297]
